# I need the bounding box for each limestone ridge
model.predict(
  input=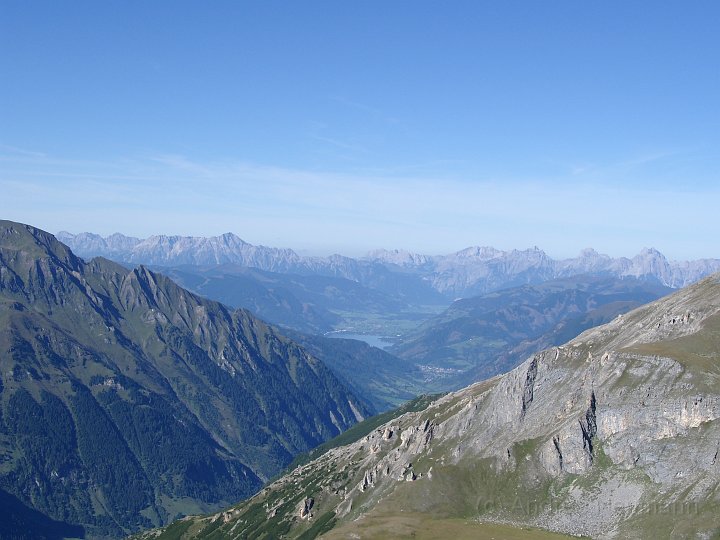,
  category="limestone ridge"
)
[58,231,720,298]
[144,273,720,538]
[0,220,370,538]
